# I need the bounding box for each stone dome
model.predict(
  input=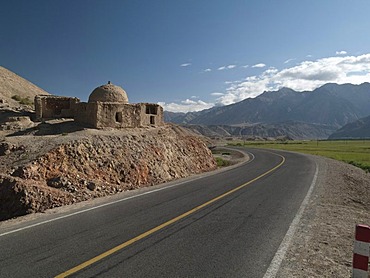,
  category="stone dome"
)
[88,82,128,103]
